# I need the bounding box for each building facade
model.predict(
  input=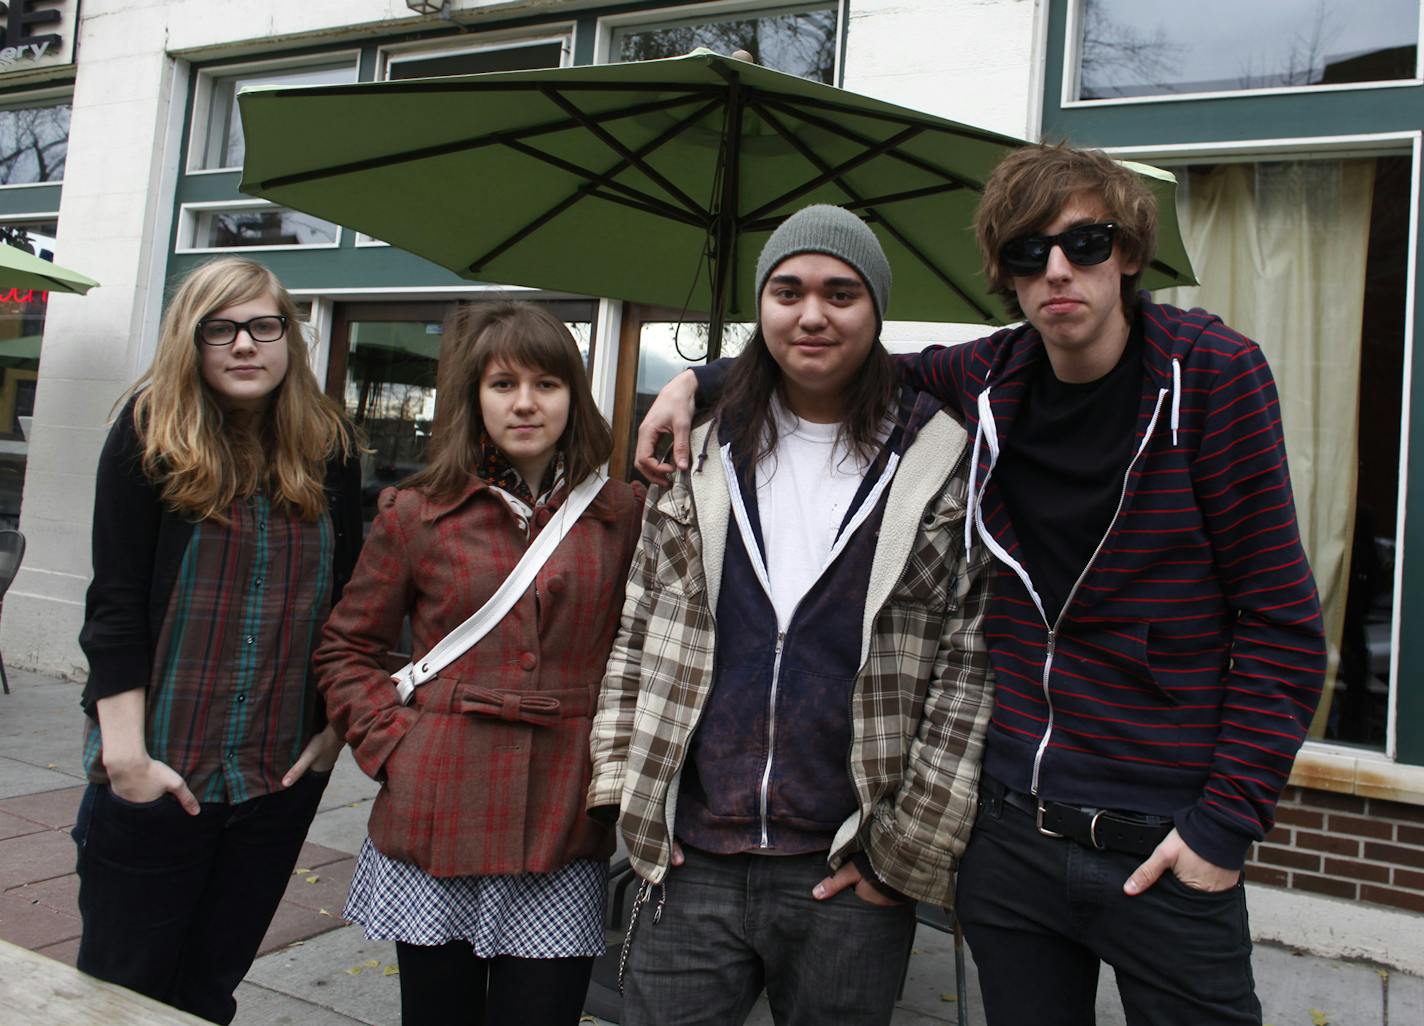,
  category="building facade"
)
[2,0,1421,967]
